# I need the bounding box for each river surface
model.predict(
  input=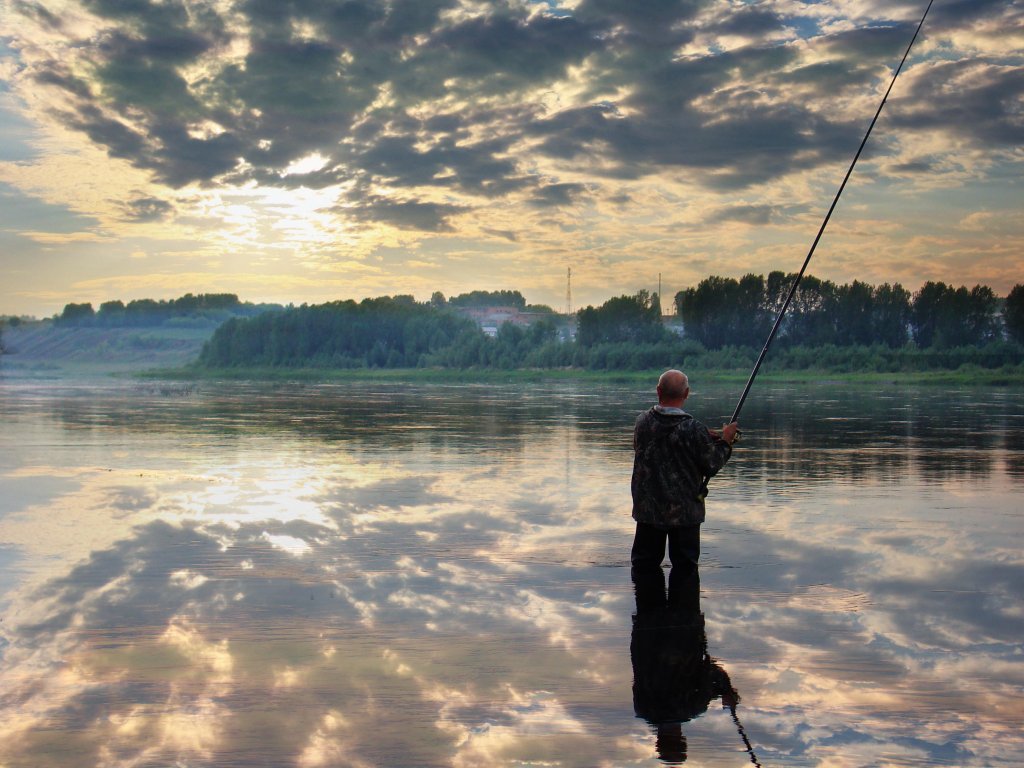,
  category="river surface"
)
[0,378,1021,767]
